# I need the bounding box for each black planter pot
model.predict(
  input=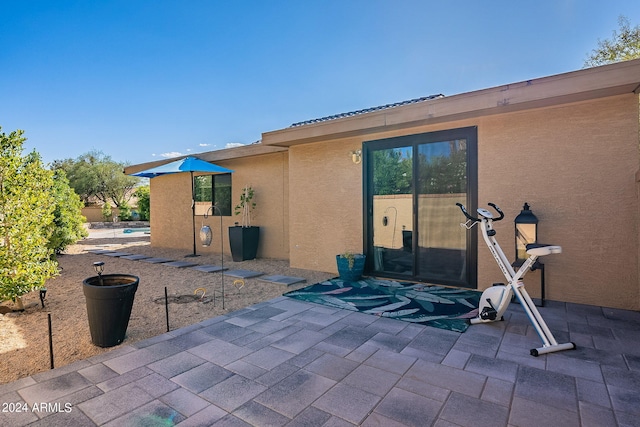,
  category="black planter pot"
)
[228,226,260,261]
[82,274,139,348]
